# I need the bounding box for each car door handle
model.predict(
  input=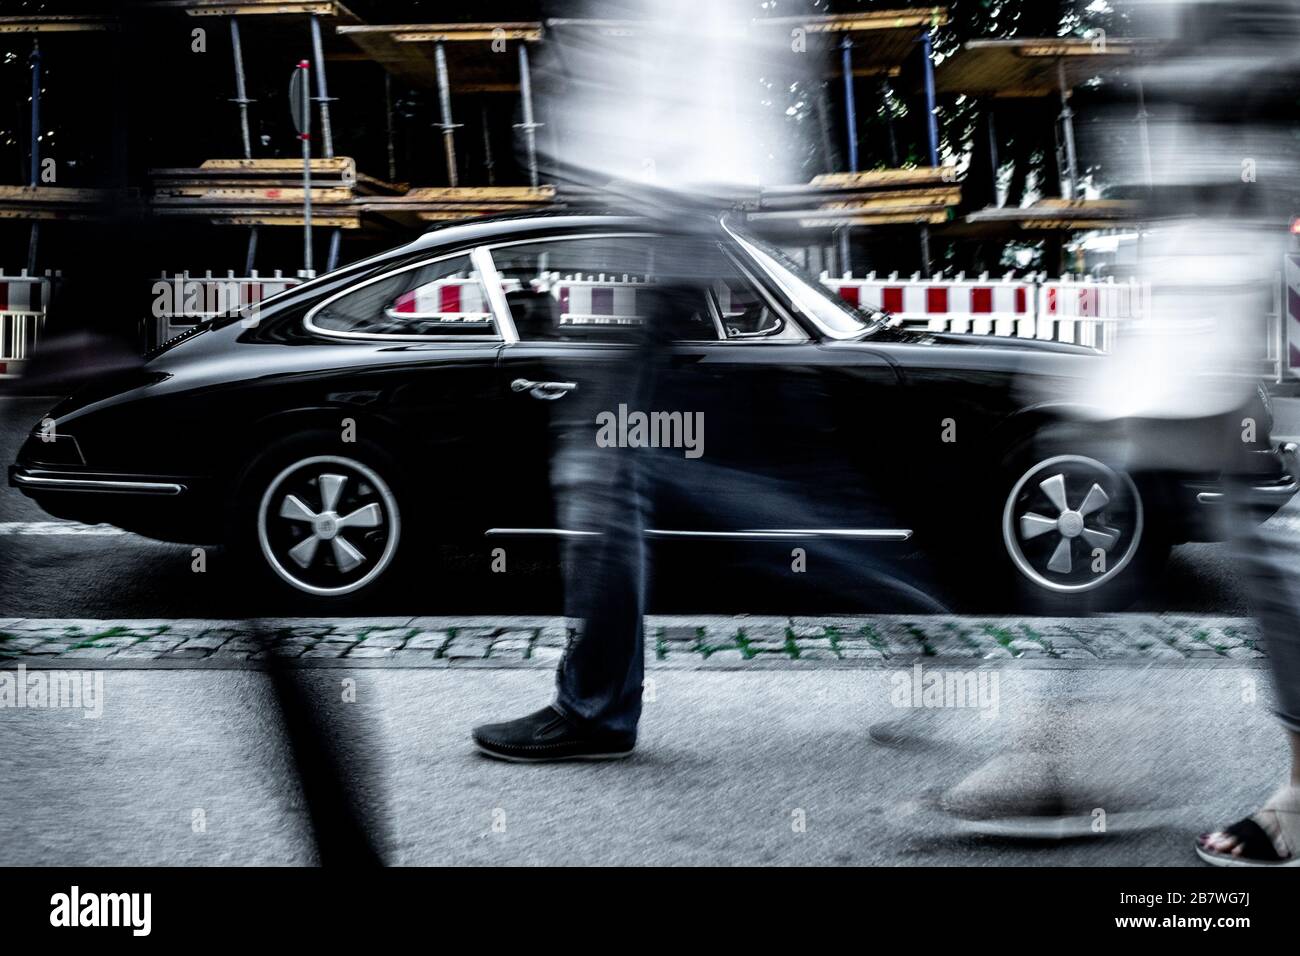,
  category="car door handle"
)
[511,378,578,400]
